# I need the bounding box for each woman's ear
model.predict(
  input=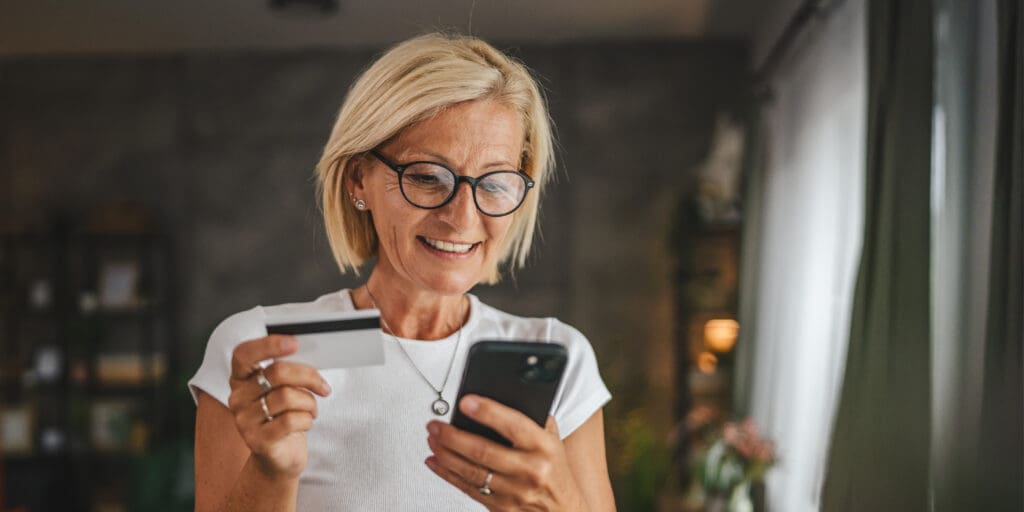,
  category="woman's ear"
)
[345,155,369,204]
